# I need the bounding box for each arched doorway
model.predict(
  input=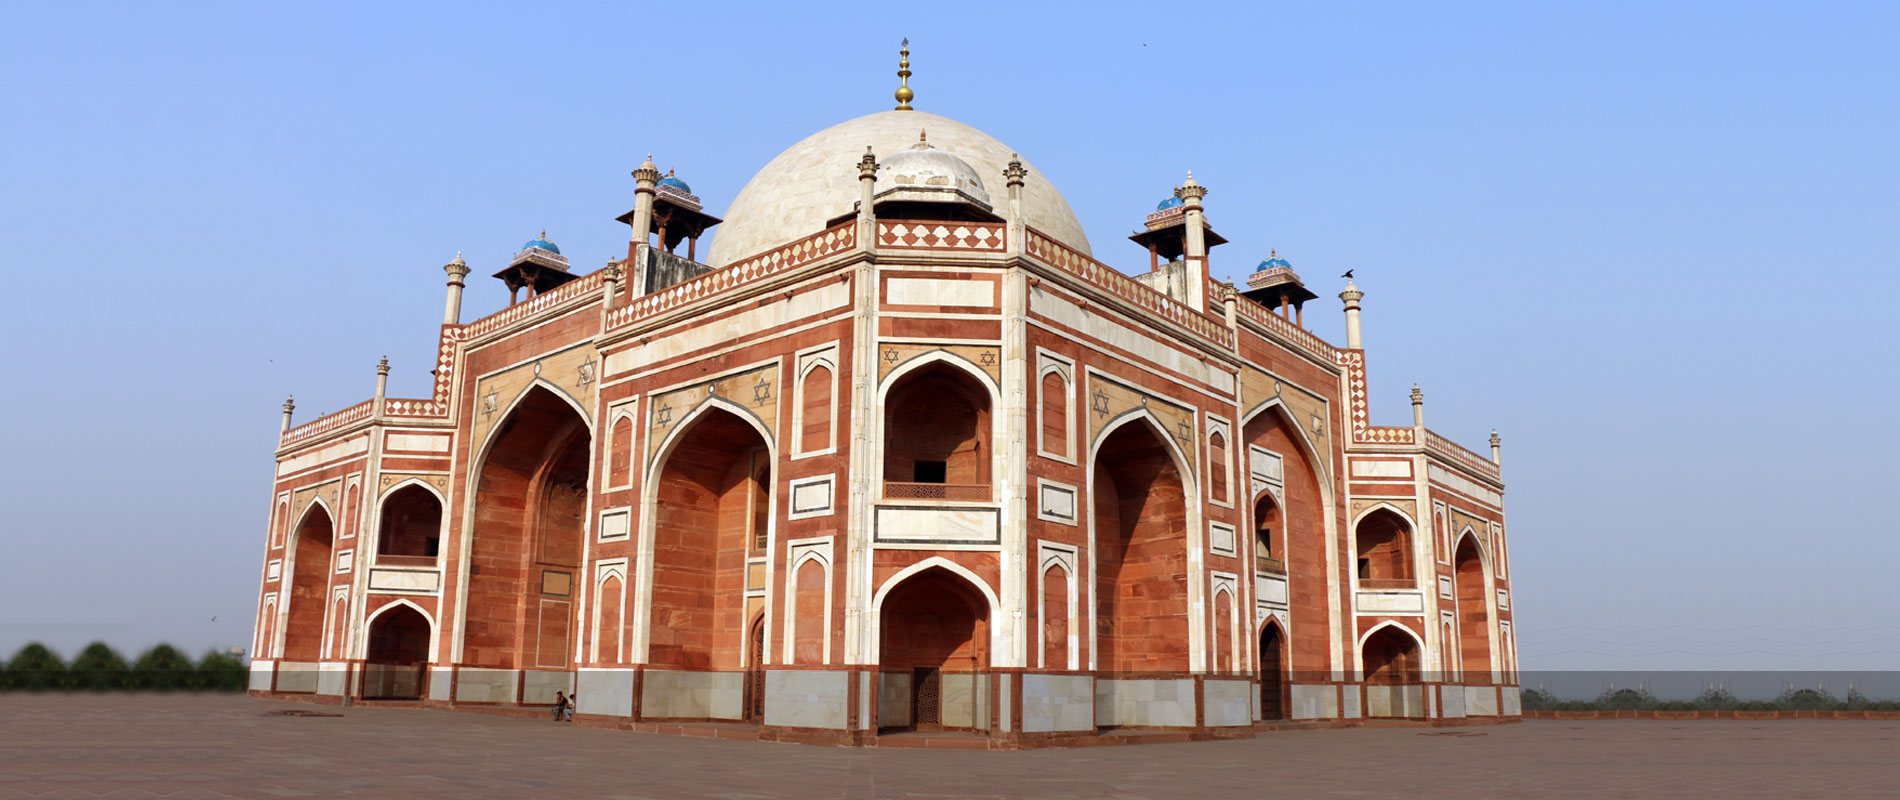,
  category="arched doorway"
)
[464,386,590,671]
[877,567,991,732]
[362,604,431,699]
[883,361,992,501]
[281,504,335,674]
[1259,620,1287,720]
[377,484,442,559]
[1362,625,1424,718]
[1454,534,1493,684]
[1092,419,1189,676]
[745,613,766,722]
[648,405,769,672]
[1354,508,1414,588]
